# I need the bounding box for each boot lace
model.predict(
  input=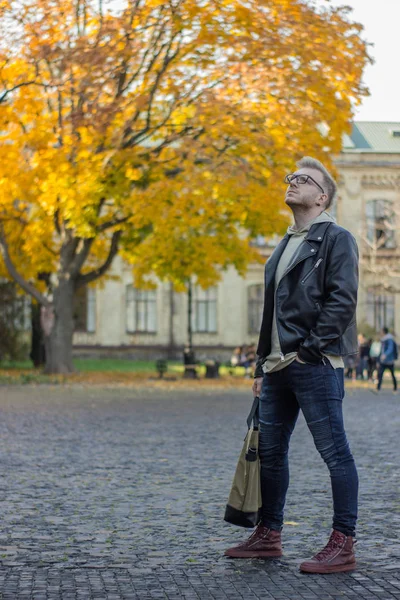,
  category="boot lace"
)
[248,524,269,541]
[313,531,344,562]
